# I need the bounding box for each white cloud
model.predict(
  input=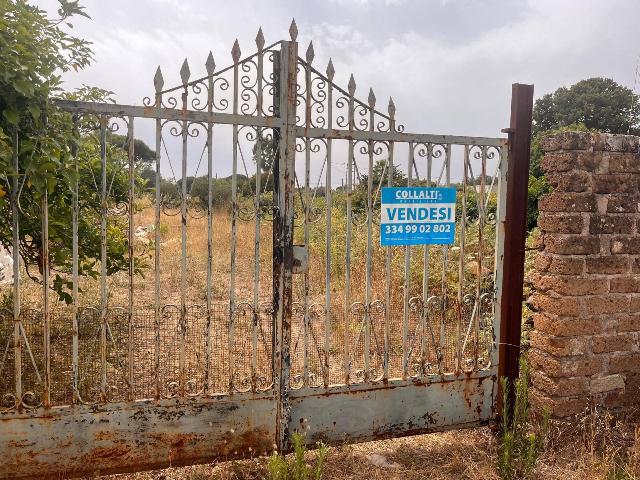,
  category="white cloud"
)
[32,0,640,179]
